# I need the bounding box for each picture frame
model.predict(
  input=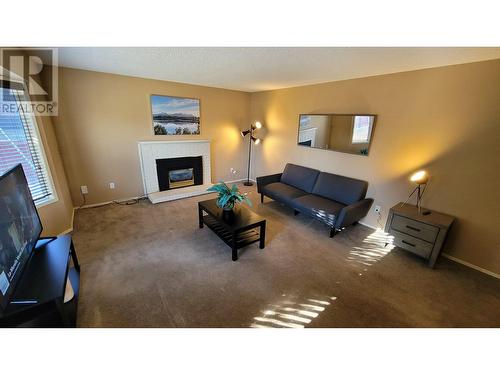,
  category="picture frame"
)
[150,94,200,135]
